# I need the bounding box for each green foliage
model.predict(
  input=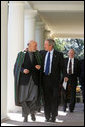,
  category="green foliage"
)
[54,38,65,52]
[54,38,84,59]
